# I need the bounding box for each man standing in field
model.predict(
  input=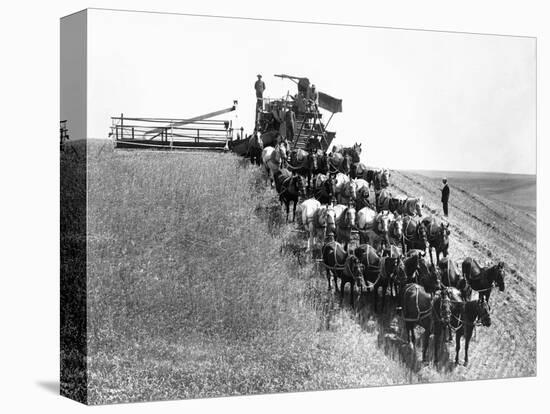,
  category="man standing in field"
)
[440,178,450,217]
